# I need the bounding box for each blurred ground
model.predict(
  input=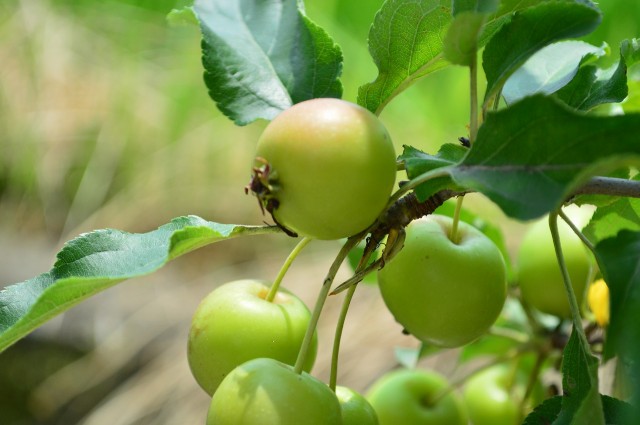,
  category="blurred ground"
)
[0,0,637,423]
